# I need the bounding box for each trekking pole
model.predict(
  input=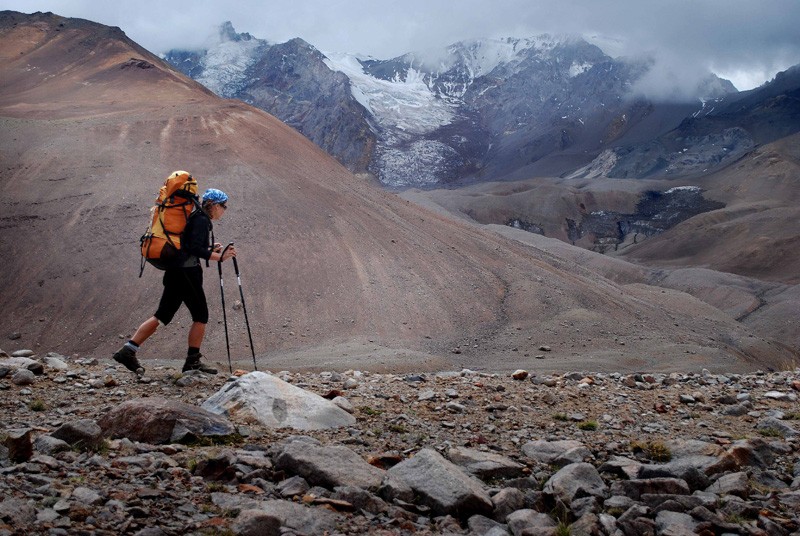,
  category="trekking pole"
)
[218,244,233,374]
[231,245,257,371]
